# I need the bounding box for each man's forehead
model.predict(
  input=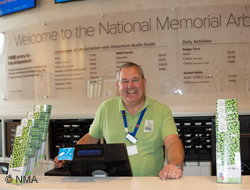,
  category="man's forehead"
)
[120,73,141,80]
[120,76,140,81]
[120,67,140,75]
